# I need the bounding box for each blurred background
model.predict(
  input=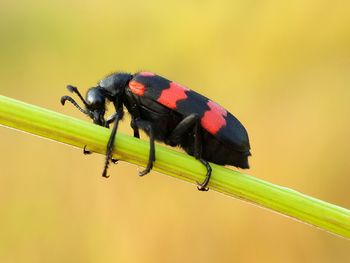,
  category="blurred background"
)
[1,0,350,262]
